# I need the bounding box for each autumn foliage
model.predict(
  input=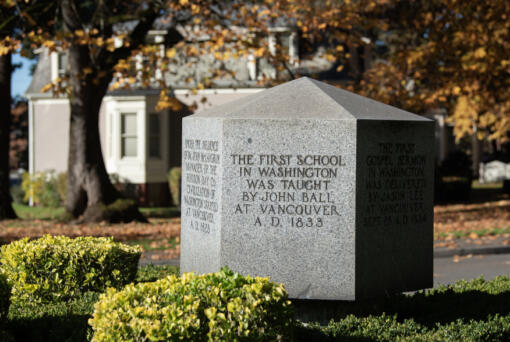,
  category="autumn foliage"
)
[354,0,510,143]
